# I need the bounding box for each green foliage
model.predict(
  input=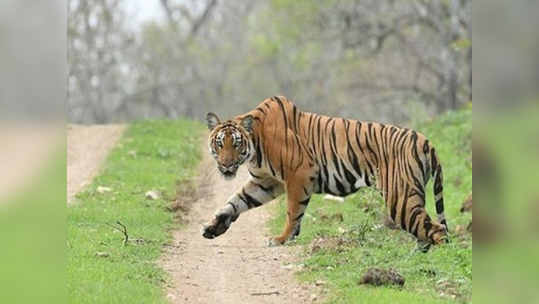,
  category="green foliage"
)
[67,120,203,304]
[269,109,472,303]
